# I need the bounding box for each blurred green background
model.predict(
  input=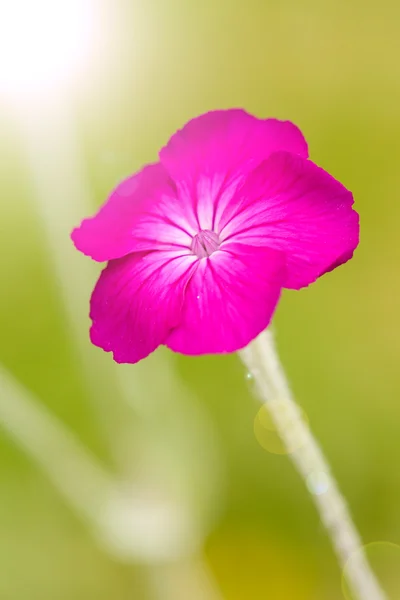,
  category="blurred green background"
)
[1,0,400,598]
